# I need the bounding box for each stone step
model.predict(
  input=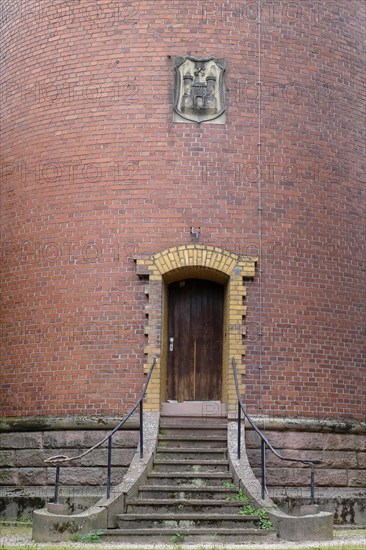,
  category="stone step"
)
[146,472,234,487]
[160,415,226,425]
[117,513,261,529]
[159,424,227,437]
[138,485,238,499]
[155,447,227,460]
[158,434,227,448]
[160,401,226,416]
[100,527,277,544]
[153,459,229,472]
[126,498,245,513]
